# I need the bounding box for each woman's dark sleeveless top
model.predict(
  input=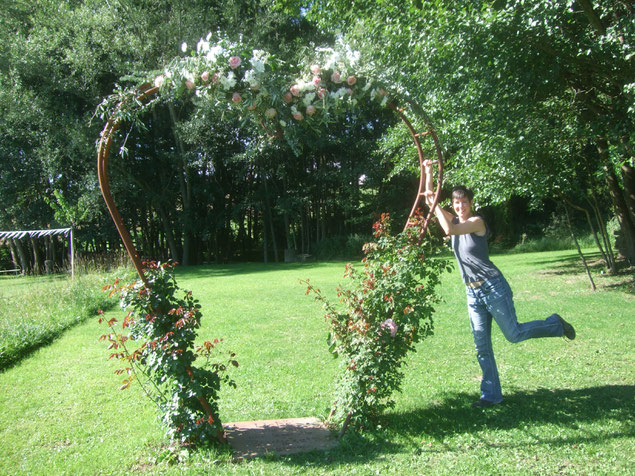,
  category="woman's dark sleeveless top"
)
[450,217,501,283]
